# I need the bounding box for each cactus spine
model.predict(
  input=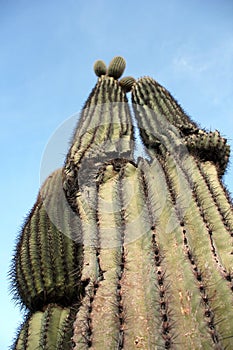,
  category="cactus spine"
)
[10,57,233,349]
